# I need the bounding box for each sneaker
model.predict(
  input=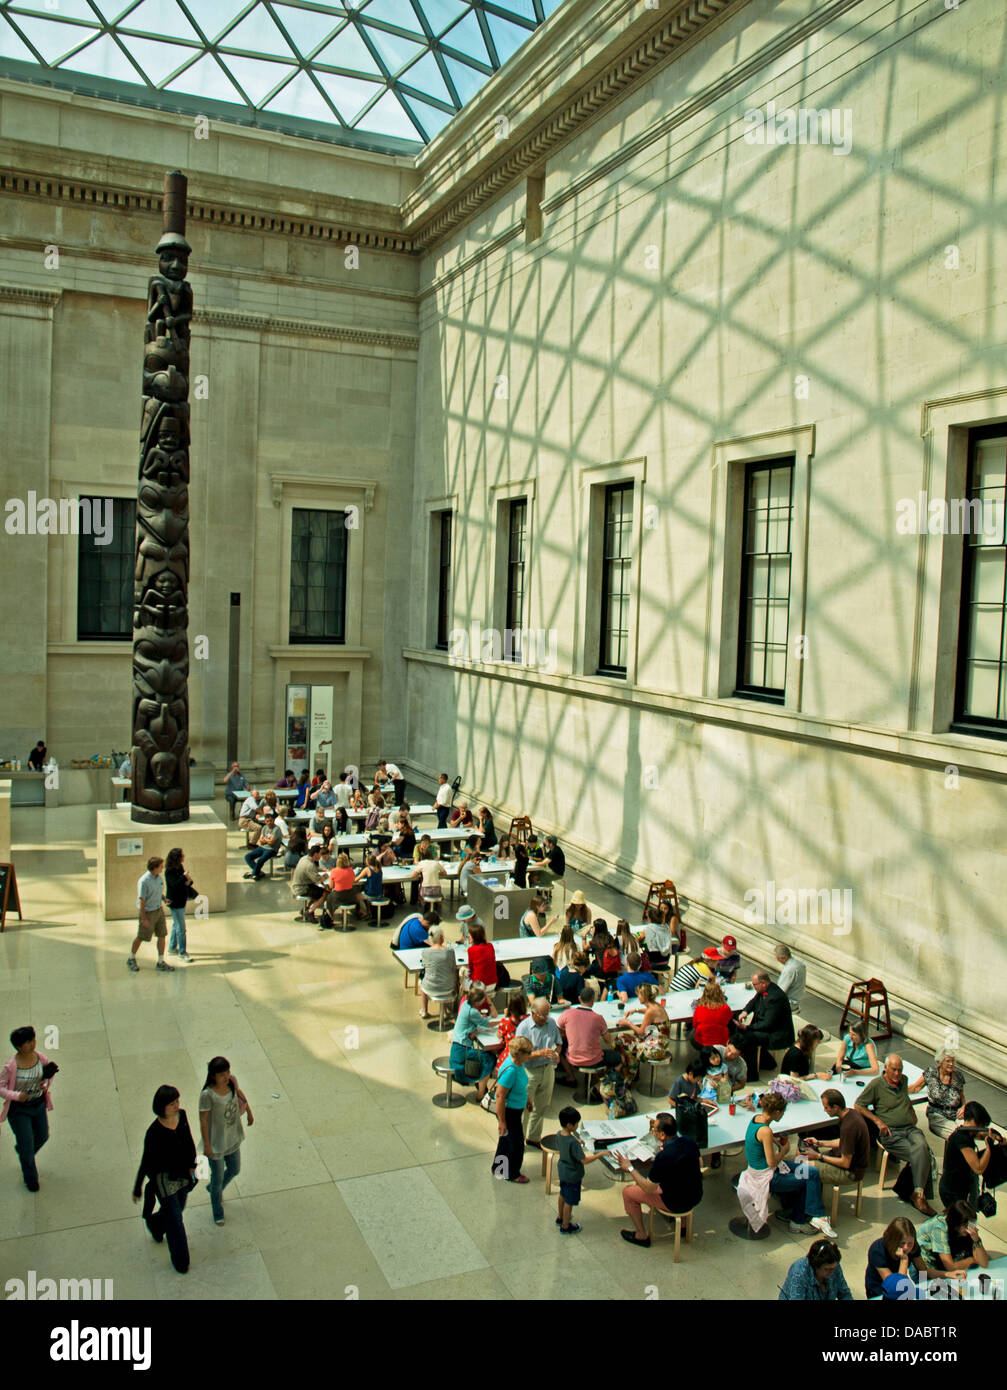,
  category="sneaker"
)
[126,956,139,972]
[774,1212,804,1234]
[526,1139,542,1150]
[809,1216,838,1238]
[508,1174,530,1184]
[559,1223,582,1234]
[243,872,256,879]
[214,1217,225,1226]
[156,960,175,972]
[179,953,193,963]
[167,946,178,955]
